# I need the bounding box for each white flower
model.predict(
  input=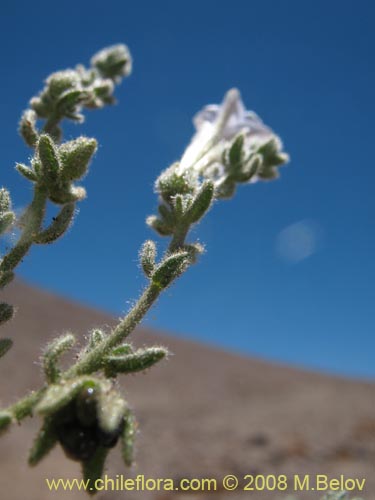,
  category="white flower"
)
[178,88,276,178]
